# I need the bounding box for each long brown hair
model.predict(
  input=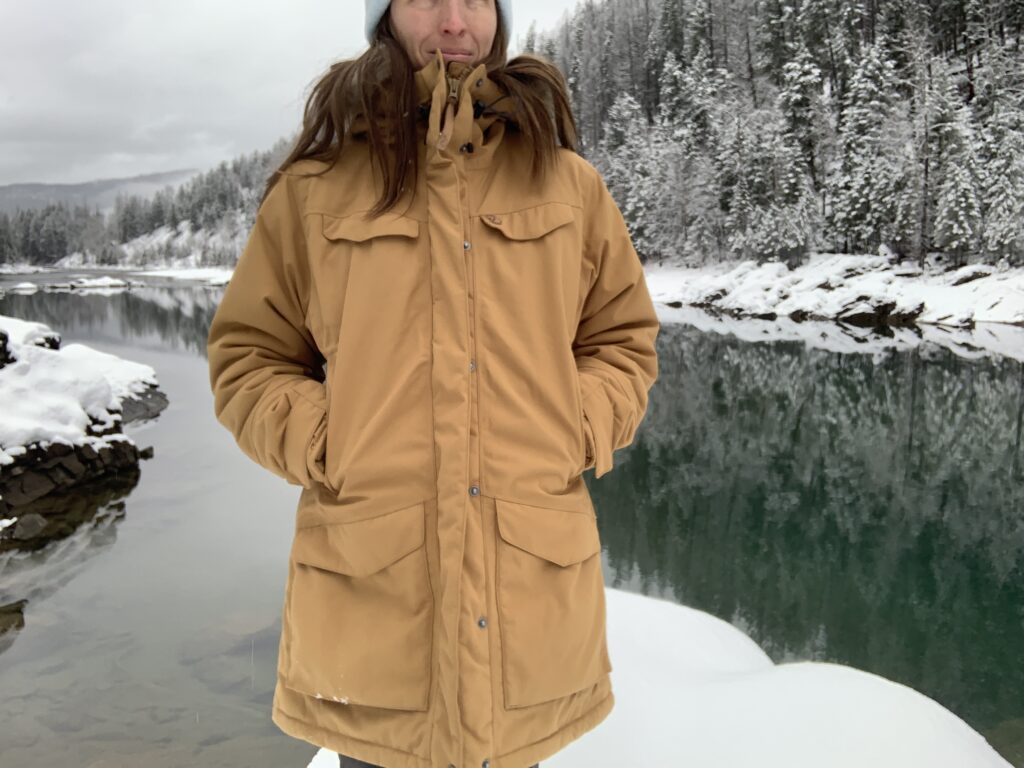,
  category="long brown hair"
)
[261,6,578,216]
